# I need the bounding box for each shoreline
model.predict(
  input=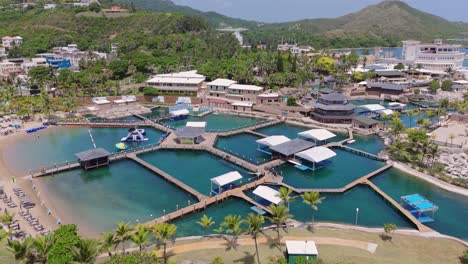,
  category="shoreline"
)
[0,122,467,240]
[0,125,100,238]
